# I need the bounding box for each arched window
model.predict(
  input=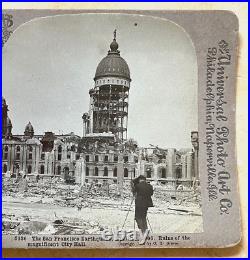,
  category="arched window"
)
[57,166,61,175]
[86,166,89,176]
[15,163,20,171]
[16,146,21,160]
[41,152,45,160]
[28,165,32,174]
[124,156,128,163]
[161,168,166,178]
[176,167,182,179]
[58,145,62,161]
[64,167,69,175]
[94,167,99,176]
[104,167,108,176]
[40,165,45,174]
[124,168,128,178]
[3,146,8,160]
[146,168,152,178]
[3,164,7,173]
[113,167,117,177]
[28,146,33,160]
